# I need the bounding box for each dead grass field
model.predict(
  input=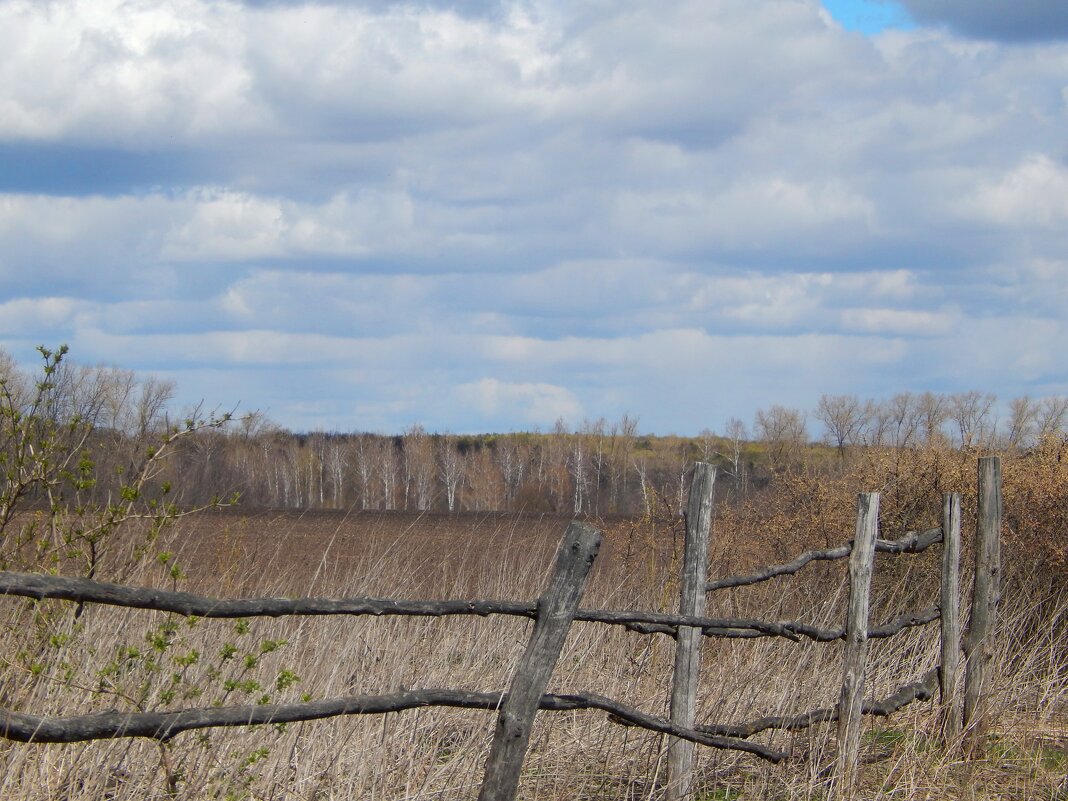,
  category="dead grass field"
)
[2,509,1066,800]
